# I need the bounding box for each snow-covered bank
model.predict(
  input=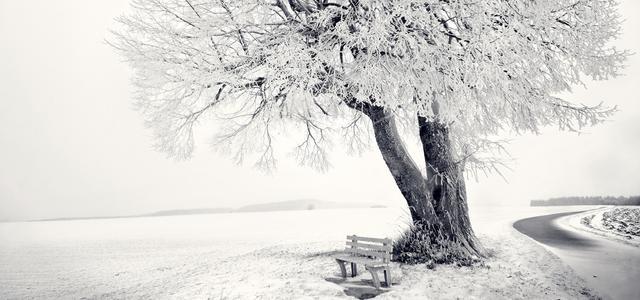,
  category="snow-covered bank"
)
[0,206,601,299]
[559,206,640,248]
[100,234,596,299]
